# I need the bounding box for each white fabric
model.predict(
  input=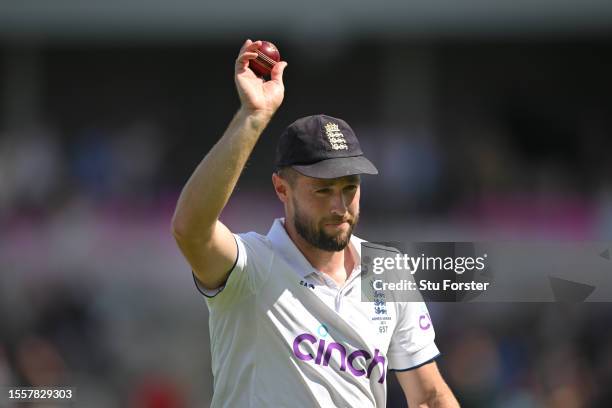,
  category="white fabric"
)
[197,218,439,408]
